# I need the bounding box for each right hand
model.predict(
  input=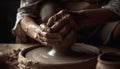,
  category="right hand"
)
[34,24,62,46]
[20,17,62,46]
